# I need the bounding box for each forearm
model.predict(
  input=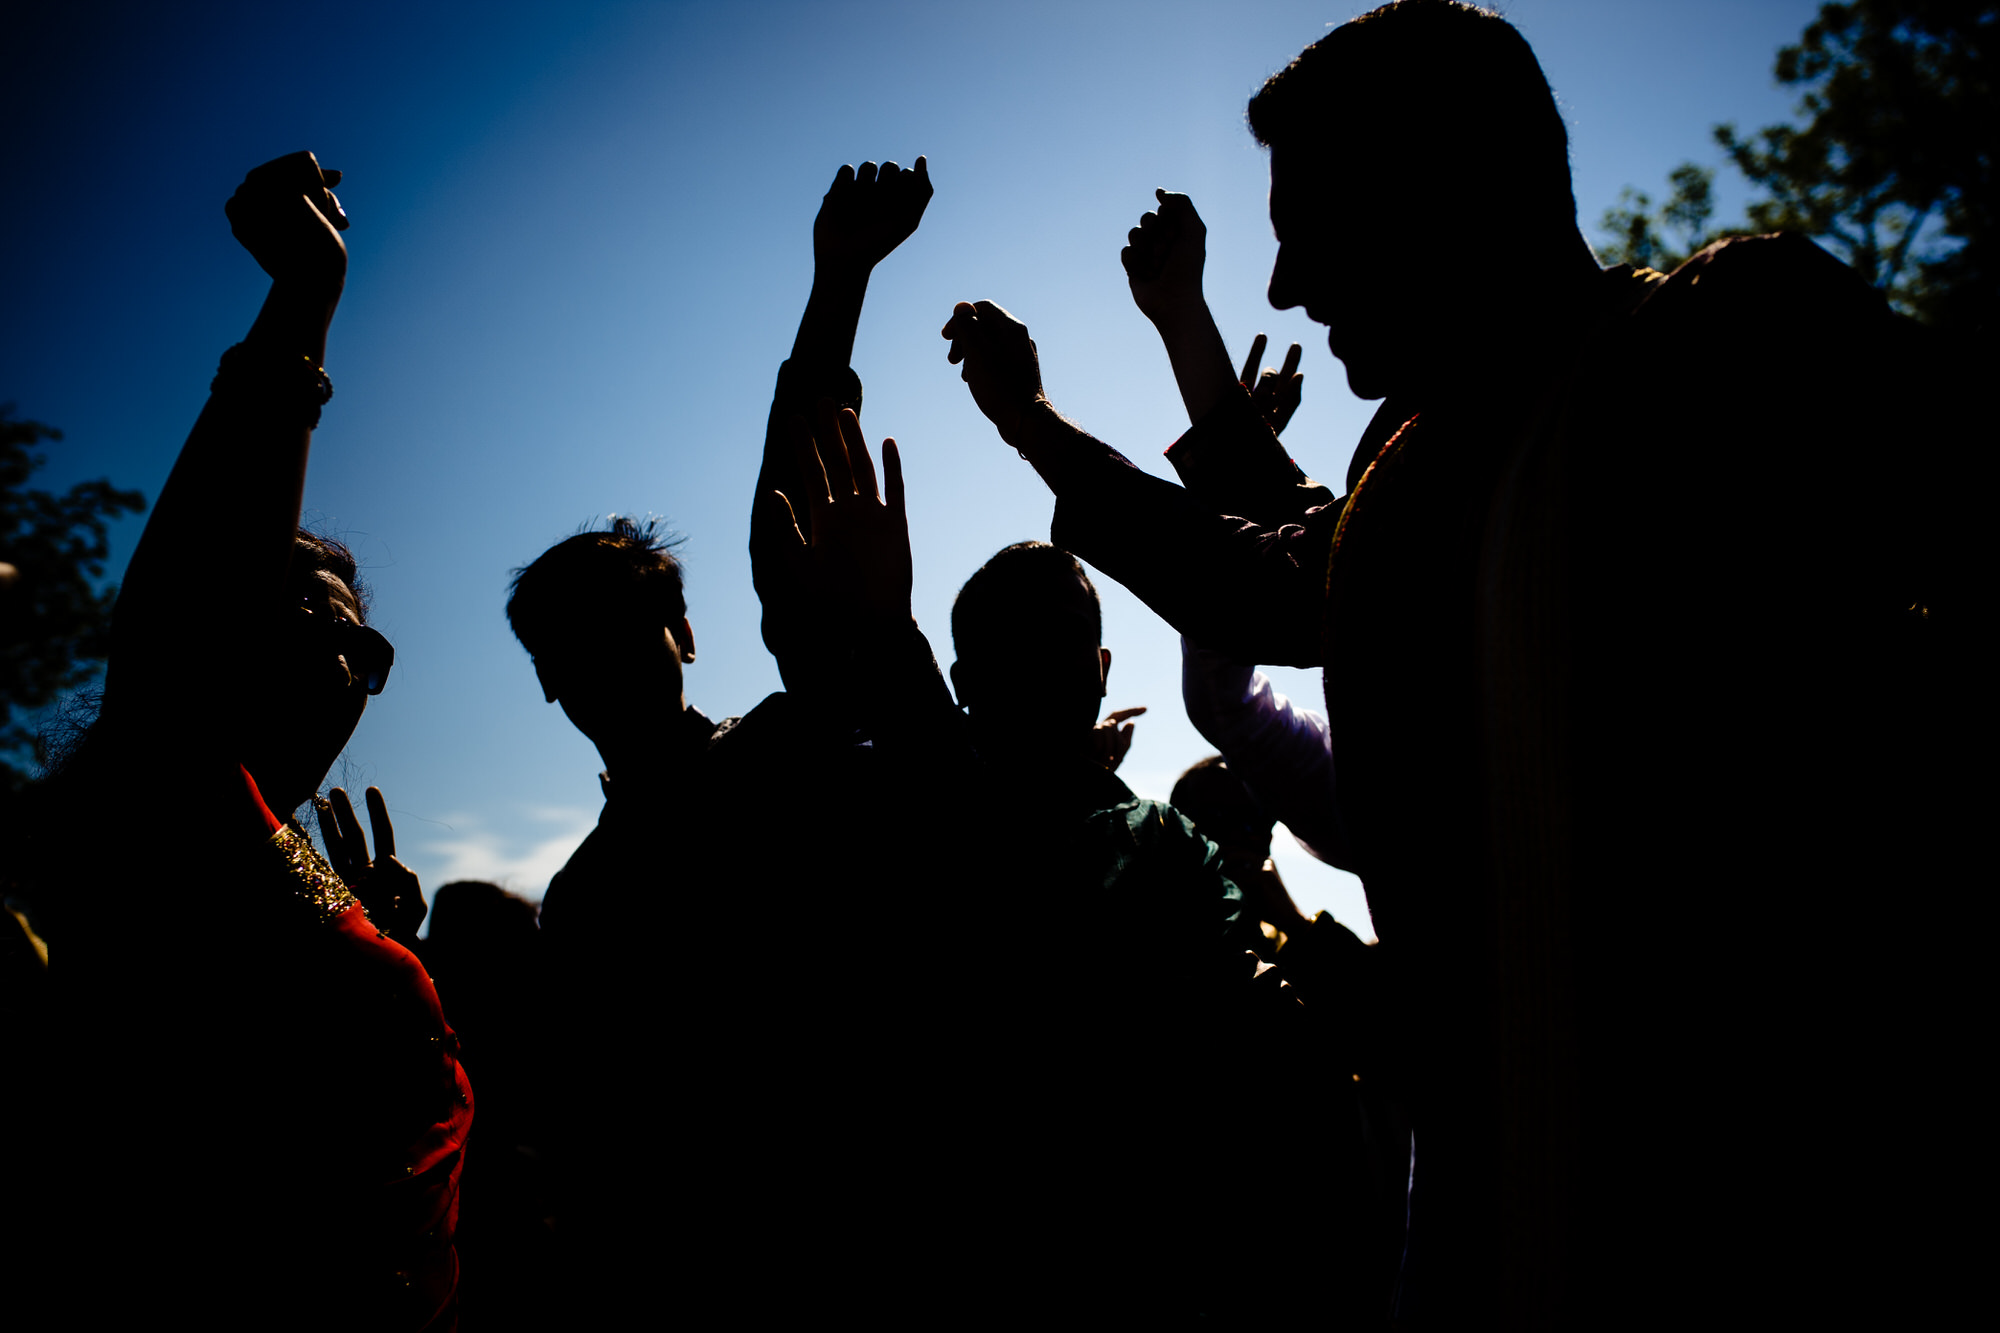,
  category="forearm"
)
[119,280,338,629]
[756,262,873,537]
[1180,640,1350,867]
[1011,405,1331,665]
[1148,298,1239,427]
[849,616,962,754]
[1163,387,1333,529]
[789,262,871,369]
